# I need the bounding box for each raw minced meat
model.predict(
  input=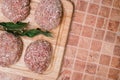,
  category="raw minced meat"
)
[24,40,52,73]
[0,31,23,67]
[1,0,30,23]
[35,0,63,30]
